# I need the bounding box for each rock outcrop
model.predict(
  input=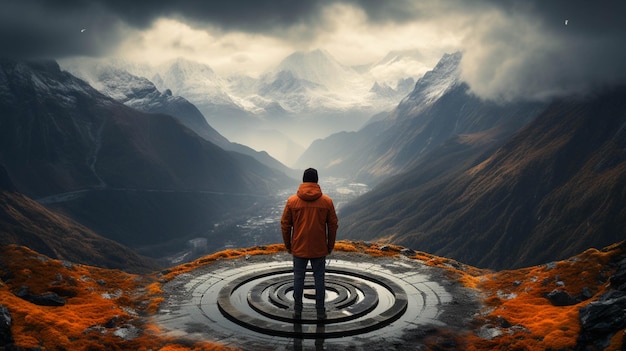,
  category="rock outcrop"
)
[577,255,626,349]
